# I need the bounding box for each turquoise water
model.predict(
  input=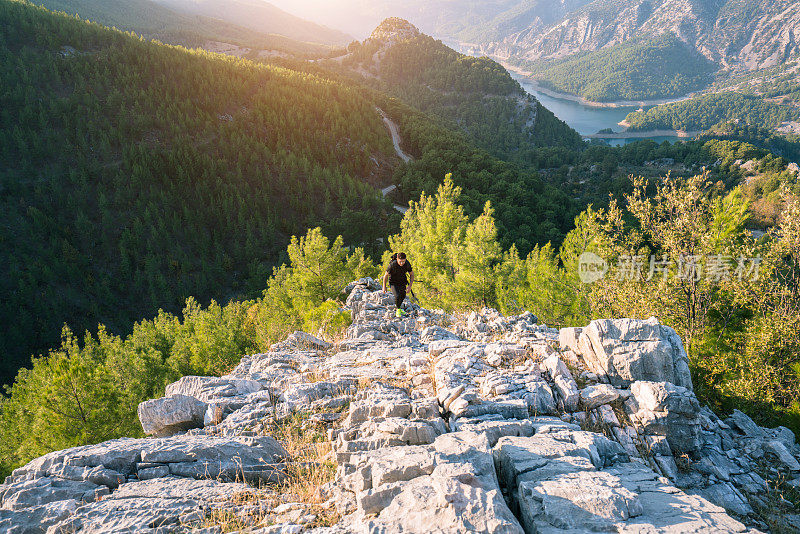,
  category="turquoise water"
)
[511,74,685,146]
